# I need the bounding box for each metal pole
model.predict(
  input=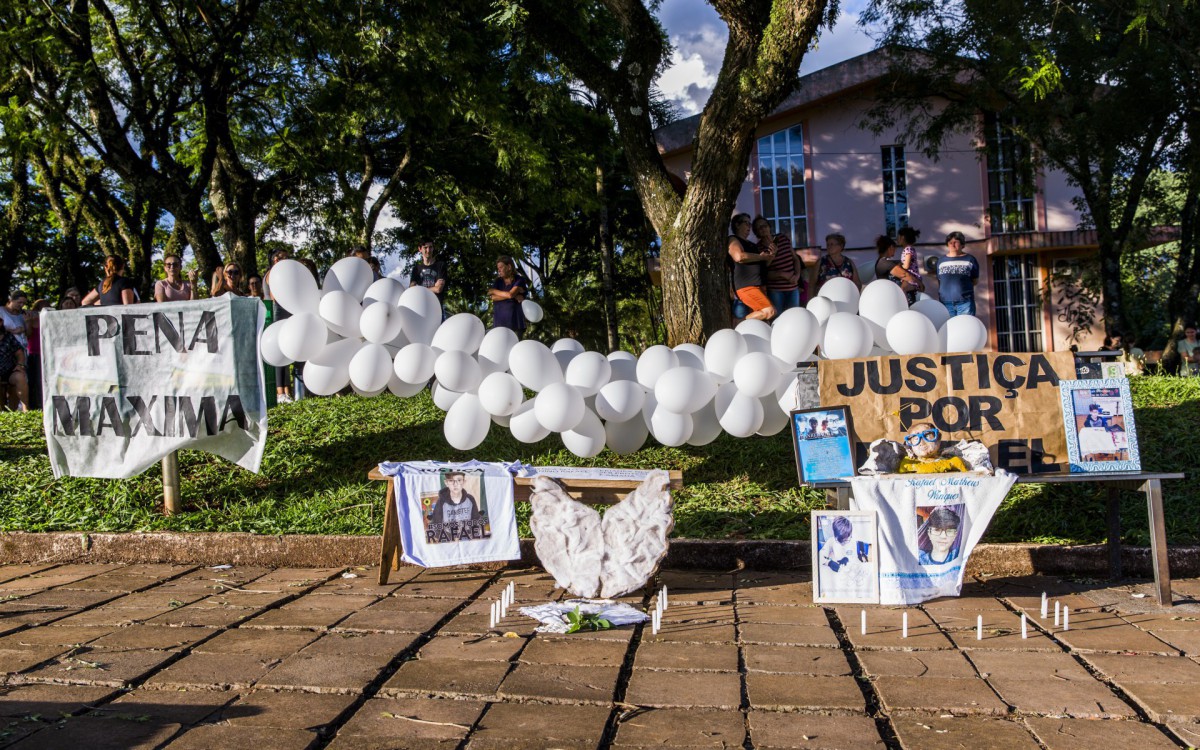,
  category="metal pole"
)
[162,451,181,516]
